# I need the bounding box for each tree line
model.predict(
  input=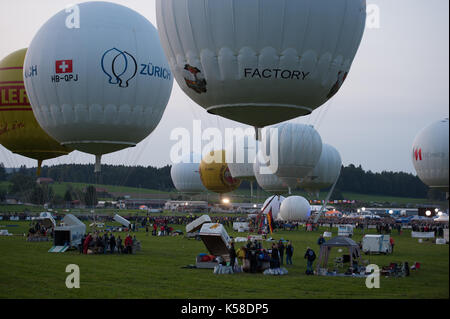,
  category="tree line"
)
[0,162,441,205]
